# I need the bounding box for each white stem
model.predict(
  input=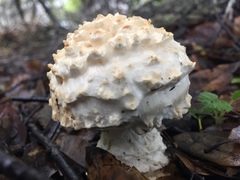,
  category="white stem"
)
[97,127,169,173]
